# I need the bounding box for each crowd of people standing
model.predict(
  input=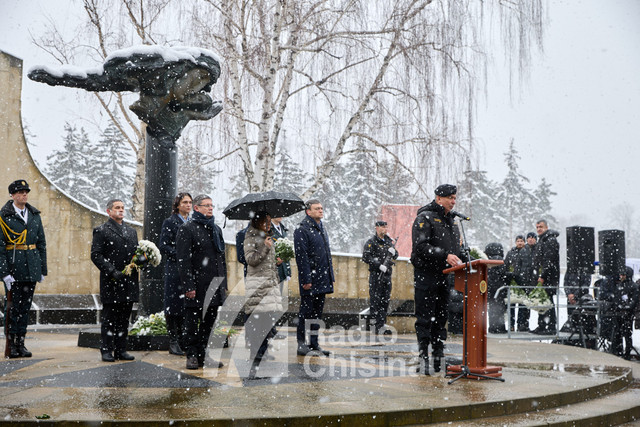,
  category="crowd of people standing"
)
[4,177,639,374]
